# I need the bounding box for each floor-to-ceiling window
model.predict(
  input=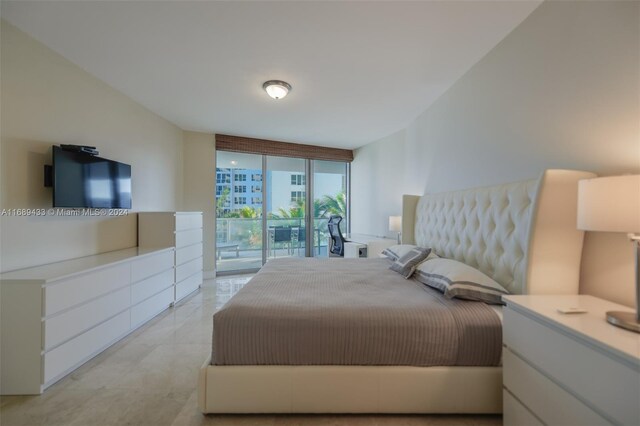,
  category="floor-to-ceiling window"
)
[265,156,307,260]
[214,135,352,275]
[215,151,263,273]
[313,160,349,257]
